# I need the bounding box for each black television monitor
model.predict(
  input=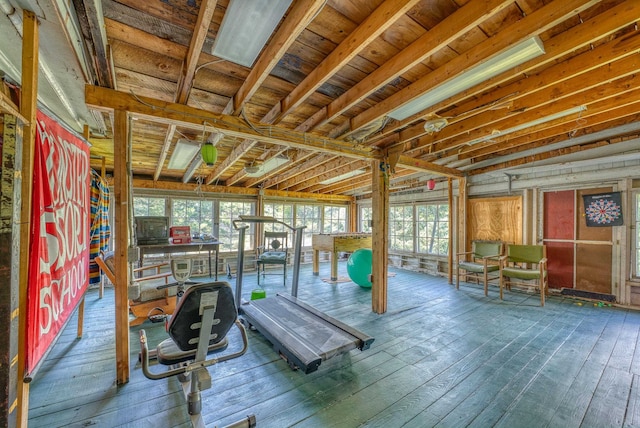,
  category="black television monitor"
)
[135,216,169,245]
